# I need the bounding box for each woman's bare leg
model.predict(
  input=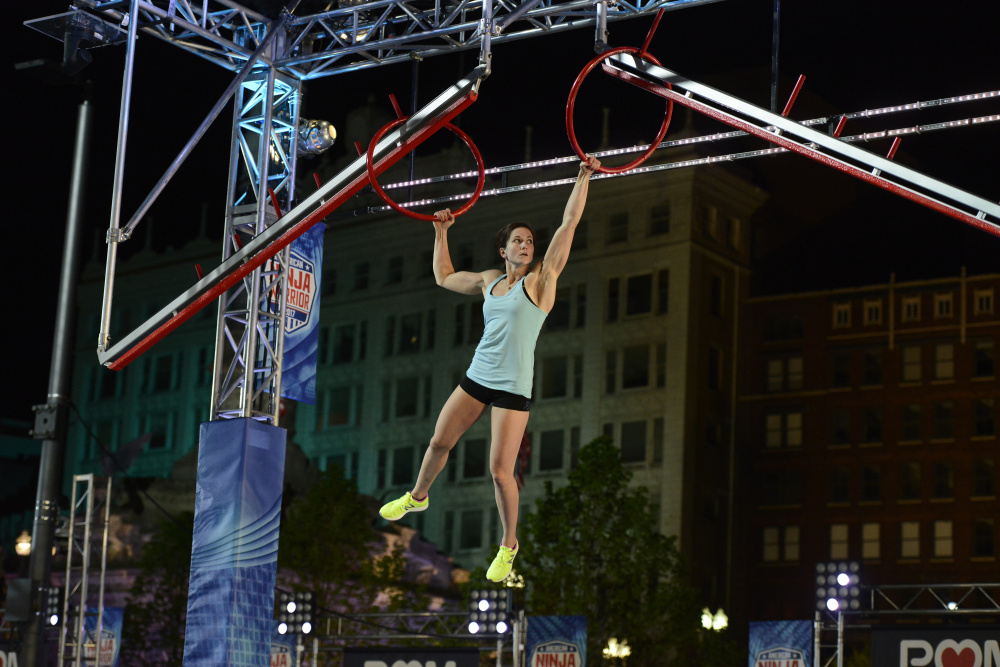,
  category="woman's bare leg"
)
[412,386,487,498]
[489,407,530,547]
